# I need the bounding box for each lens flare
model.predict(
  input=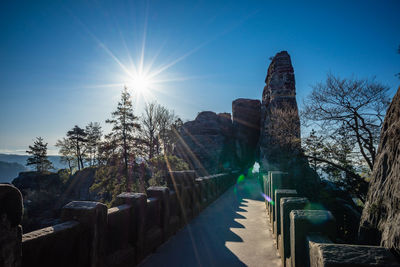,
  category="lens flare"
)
[237,174,245,183]
[261,193,274,205]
